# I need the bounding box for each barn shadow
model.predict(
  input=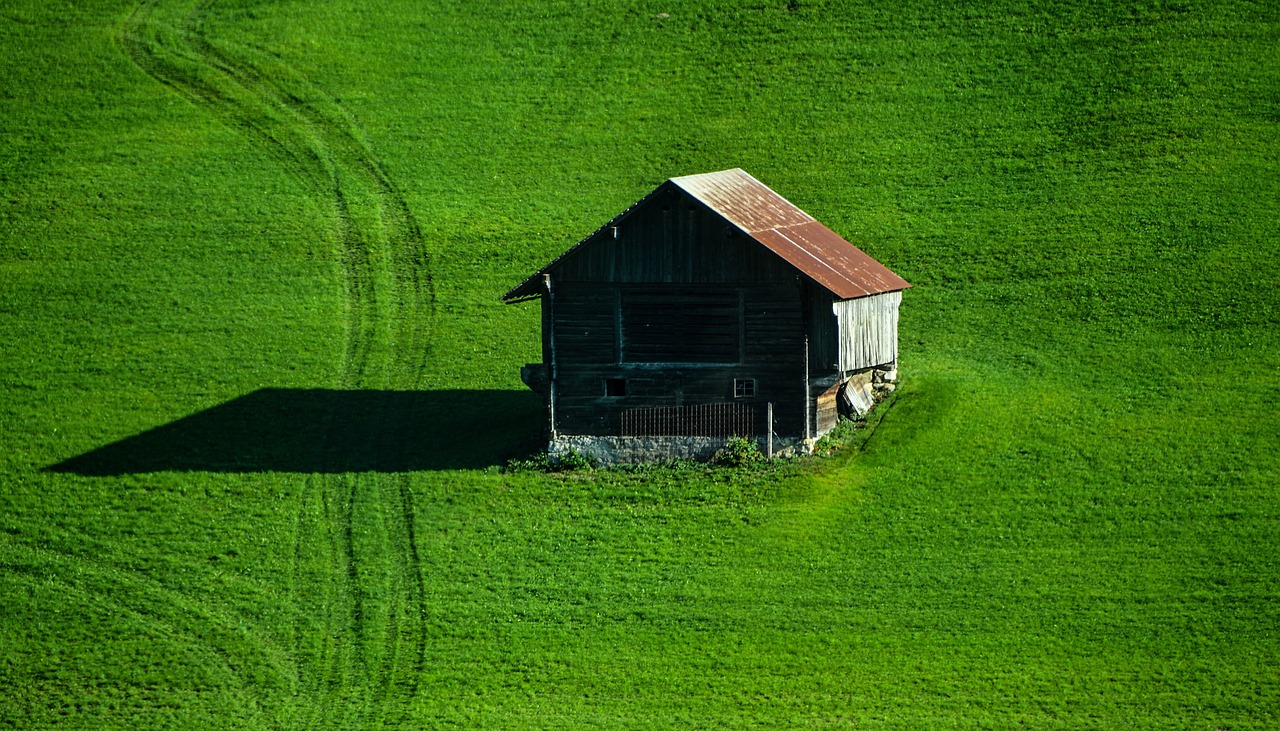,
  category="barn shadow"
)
[47,388,543,476]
